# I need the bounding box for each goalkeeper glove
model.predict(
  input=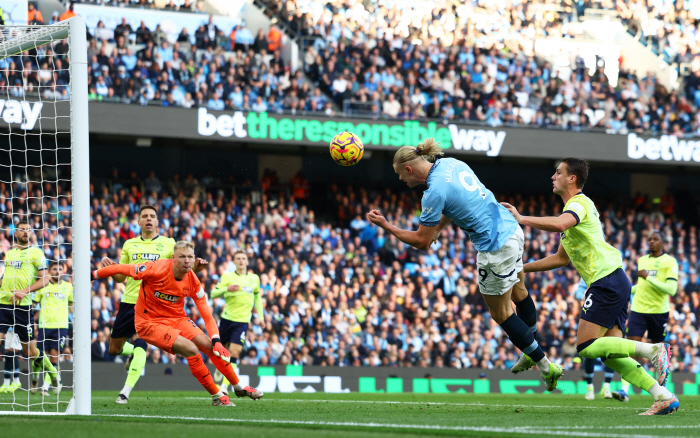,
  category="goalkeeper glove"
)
[212,337,230,363]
